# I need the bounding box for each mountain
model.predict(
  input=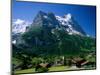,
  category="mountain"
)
[12,19,31,34]
[29,11,86,36]
[12,11,86,36]
[12,11,87,44]
[12,11,96,58]
[12,11,87,45]
[12,19,31,44]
